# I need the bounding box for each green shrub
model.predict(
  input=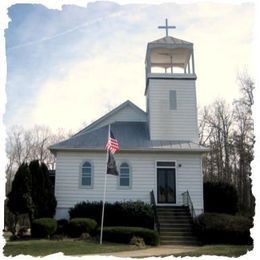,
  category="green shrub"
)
[195,213,253,245]
[69,201,100,220]
[31,218,57,238]
[204,182,238,214]
[56,219,69,235]
[68,218,97,238]
[69,201,154,228]
[99,226,159,246]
